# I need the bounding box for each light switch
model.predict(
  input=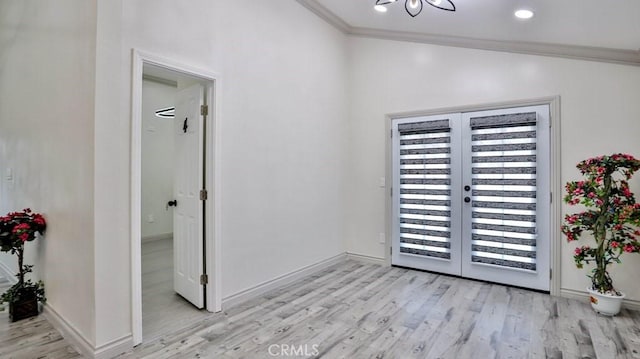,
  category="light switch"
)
[5,168,13,181]
[379,177,386,188]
